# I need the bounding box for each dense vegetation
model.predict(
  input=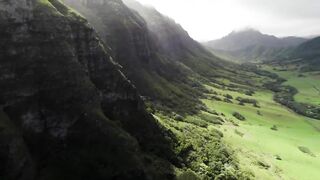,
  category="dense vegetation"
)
[0,0,178,179]
[262,70,320,120]
[1,0,319,179]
